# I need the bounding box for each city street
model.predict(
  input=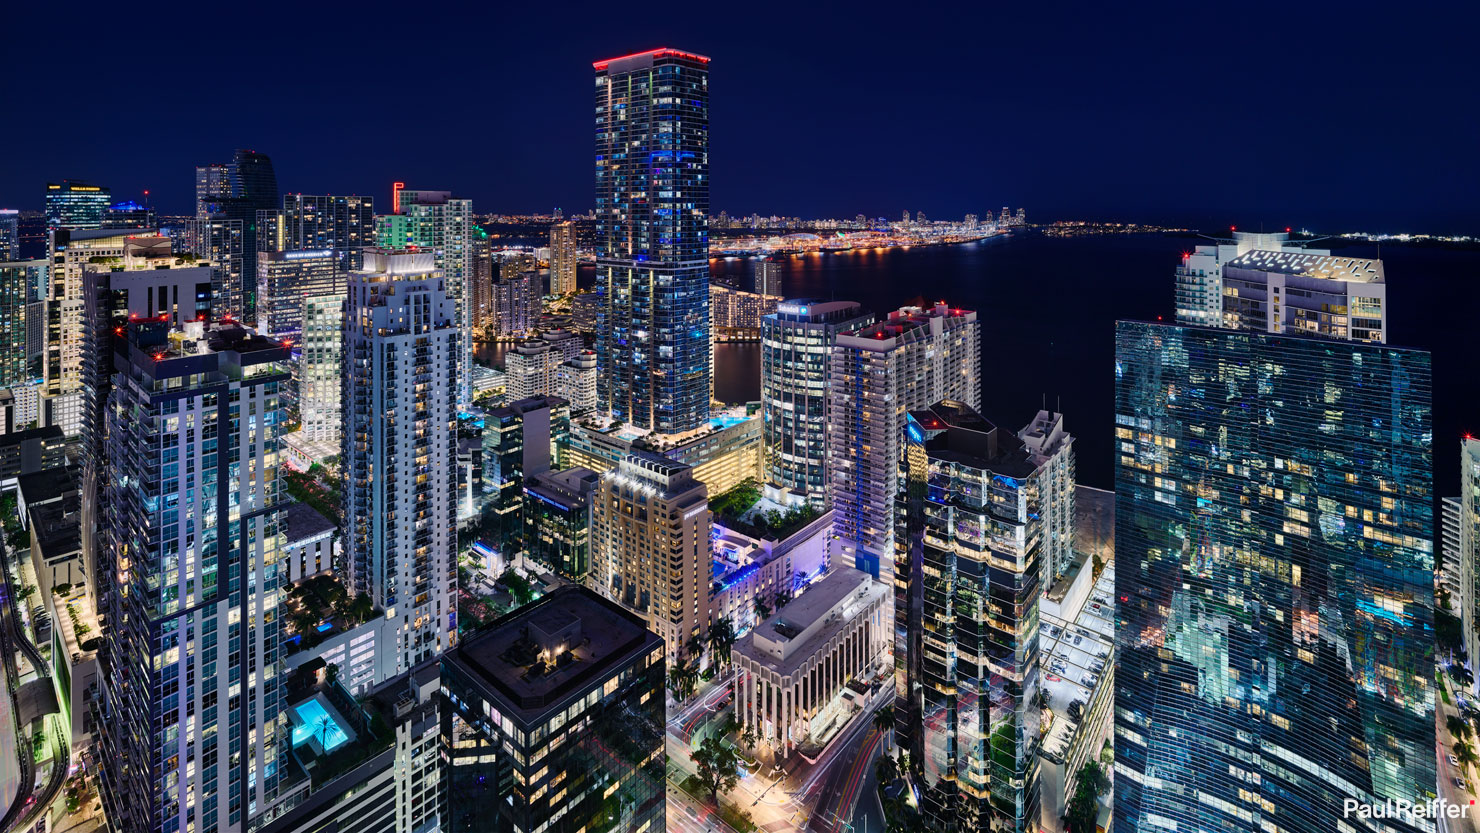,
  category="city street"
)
[1437,685,1480,833]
